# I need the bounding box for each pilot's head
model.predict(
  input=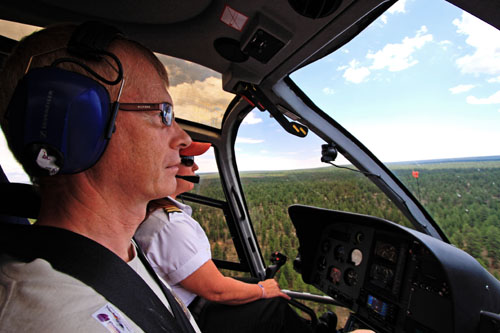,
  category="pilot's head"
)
[0,22,190,202]
[175,141,211,197]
